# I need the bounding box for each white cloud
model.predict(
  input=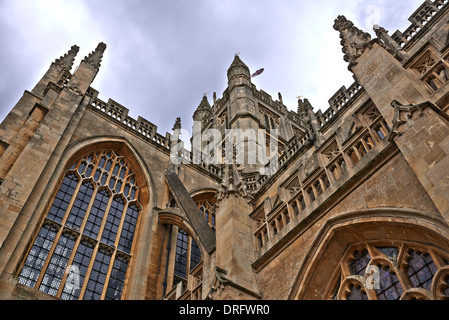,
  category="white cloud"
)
[0,0,428,133]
